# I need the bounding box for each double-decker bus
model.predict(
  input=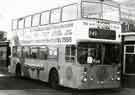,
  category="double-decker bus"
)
[9,0,121,89]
